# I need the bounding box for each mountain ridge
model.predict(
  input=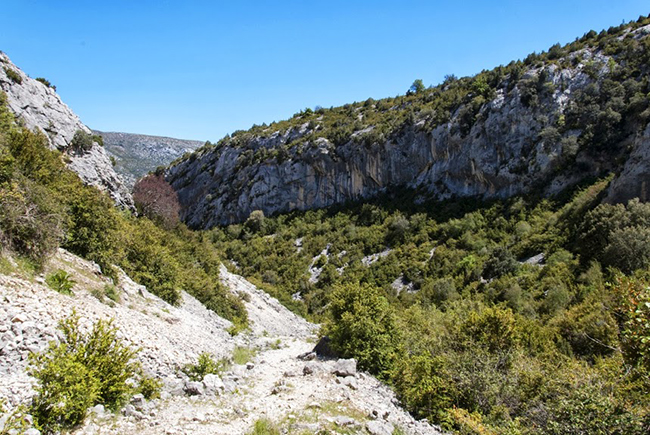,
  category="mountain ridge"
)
[166,19,650,227]
[94,130,202,188]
